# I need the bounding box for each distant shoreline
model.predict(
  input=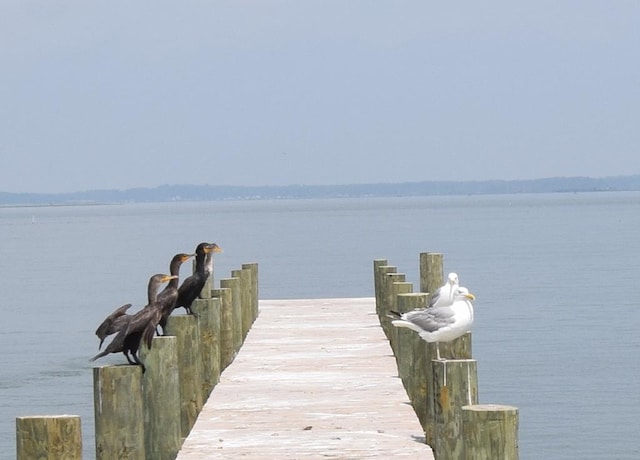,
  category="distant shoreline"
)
[2,174,639,207]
